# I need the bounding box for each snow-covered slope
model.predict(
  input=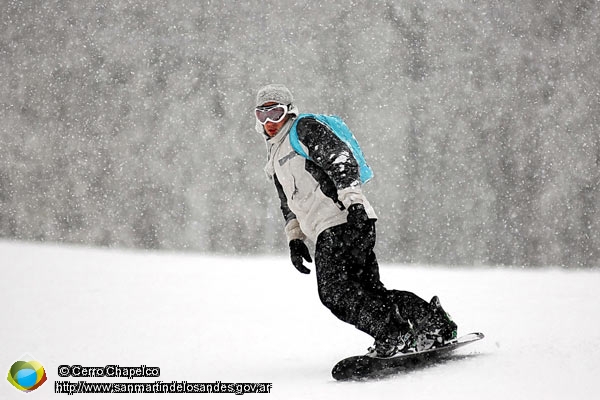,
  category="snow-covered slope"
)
[1,241,599,399]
